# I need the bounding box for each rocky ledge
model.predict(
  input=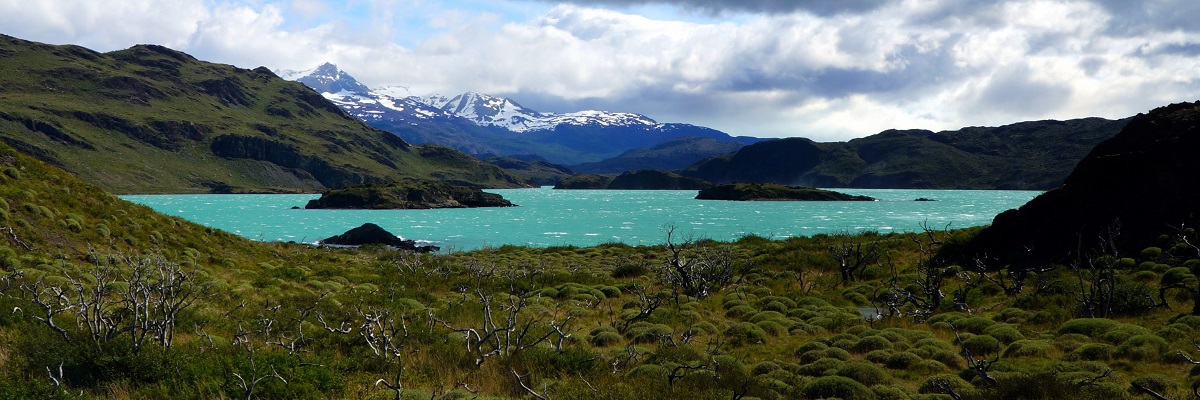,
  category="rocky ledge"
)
[696,183,876,201]
[321,223,439,252]
[304,180,515,209]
